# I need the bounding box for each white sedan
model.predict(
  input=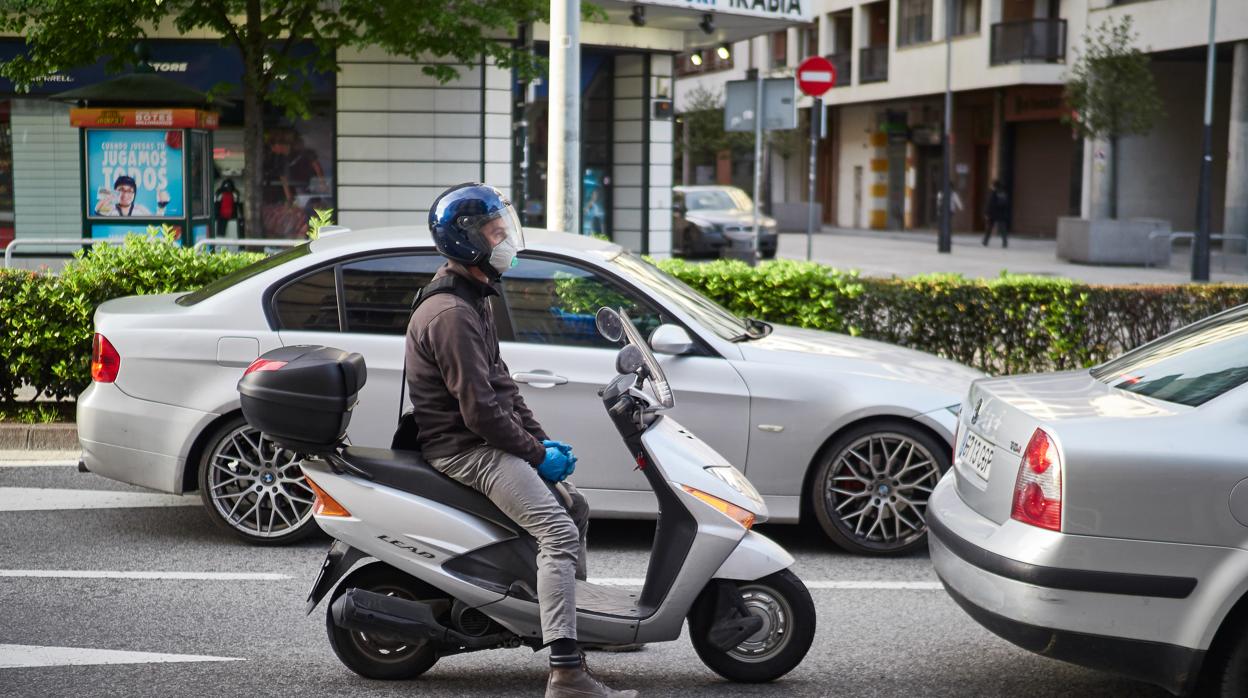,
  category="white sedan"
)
[78,227,981,553]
